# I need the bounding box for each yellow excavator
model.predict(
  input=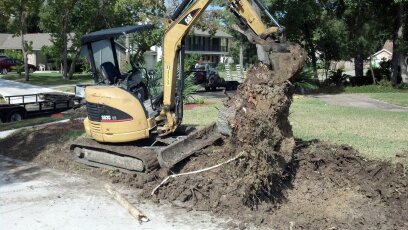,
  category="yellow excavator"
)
[70,0,287,172]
